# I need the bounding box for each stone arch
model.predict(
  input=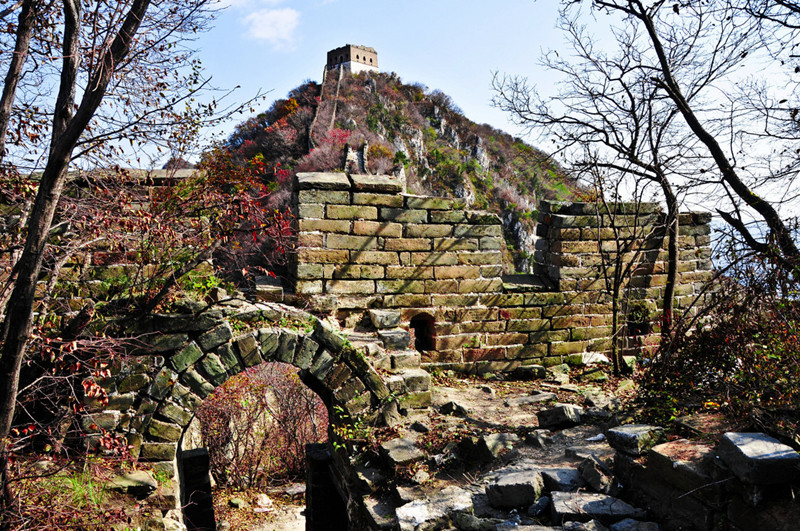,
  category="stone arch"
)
[83,303,395,520]
[409,312,436,352]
